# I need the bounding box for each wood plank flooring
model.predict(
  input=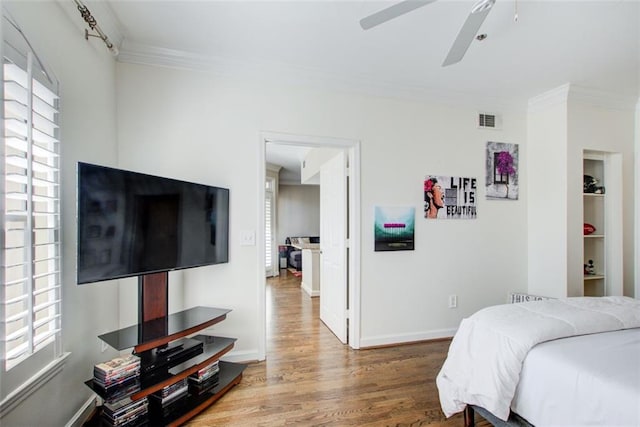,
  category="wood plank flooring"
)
[187,270,481,426]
